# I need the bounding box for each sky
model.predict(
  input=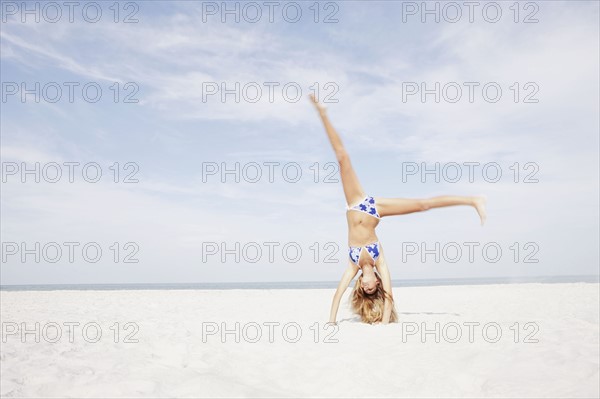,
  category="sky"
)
[1,0,599,285]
